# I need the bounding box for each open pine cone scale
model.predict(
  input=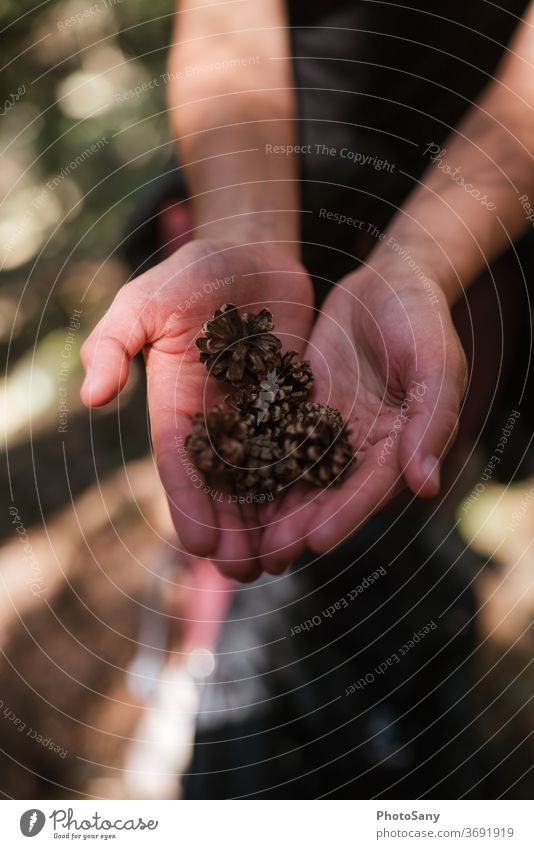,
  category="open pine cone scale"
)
[187,304,355,496]
[196,303,282,384]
